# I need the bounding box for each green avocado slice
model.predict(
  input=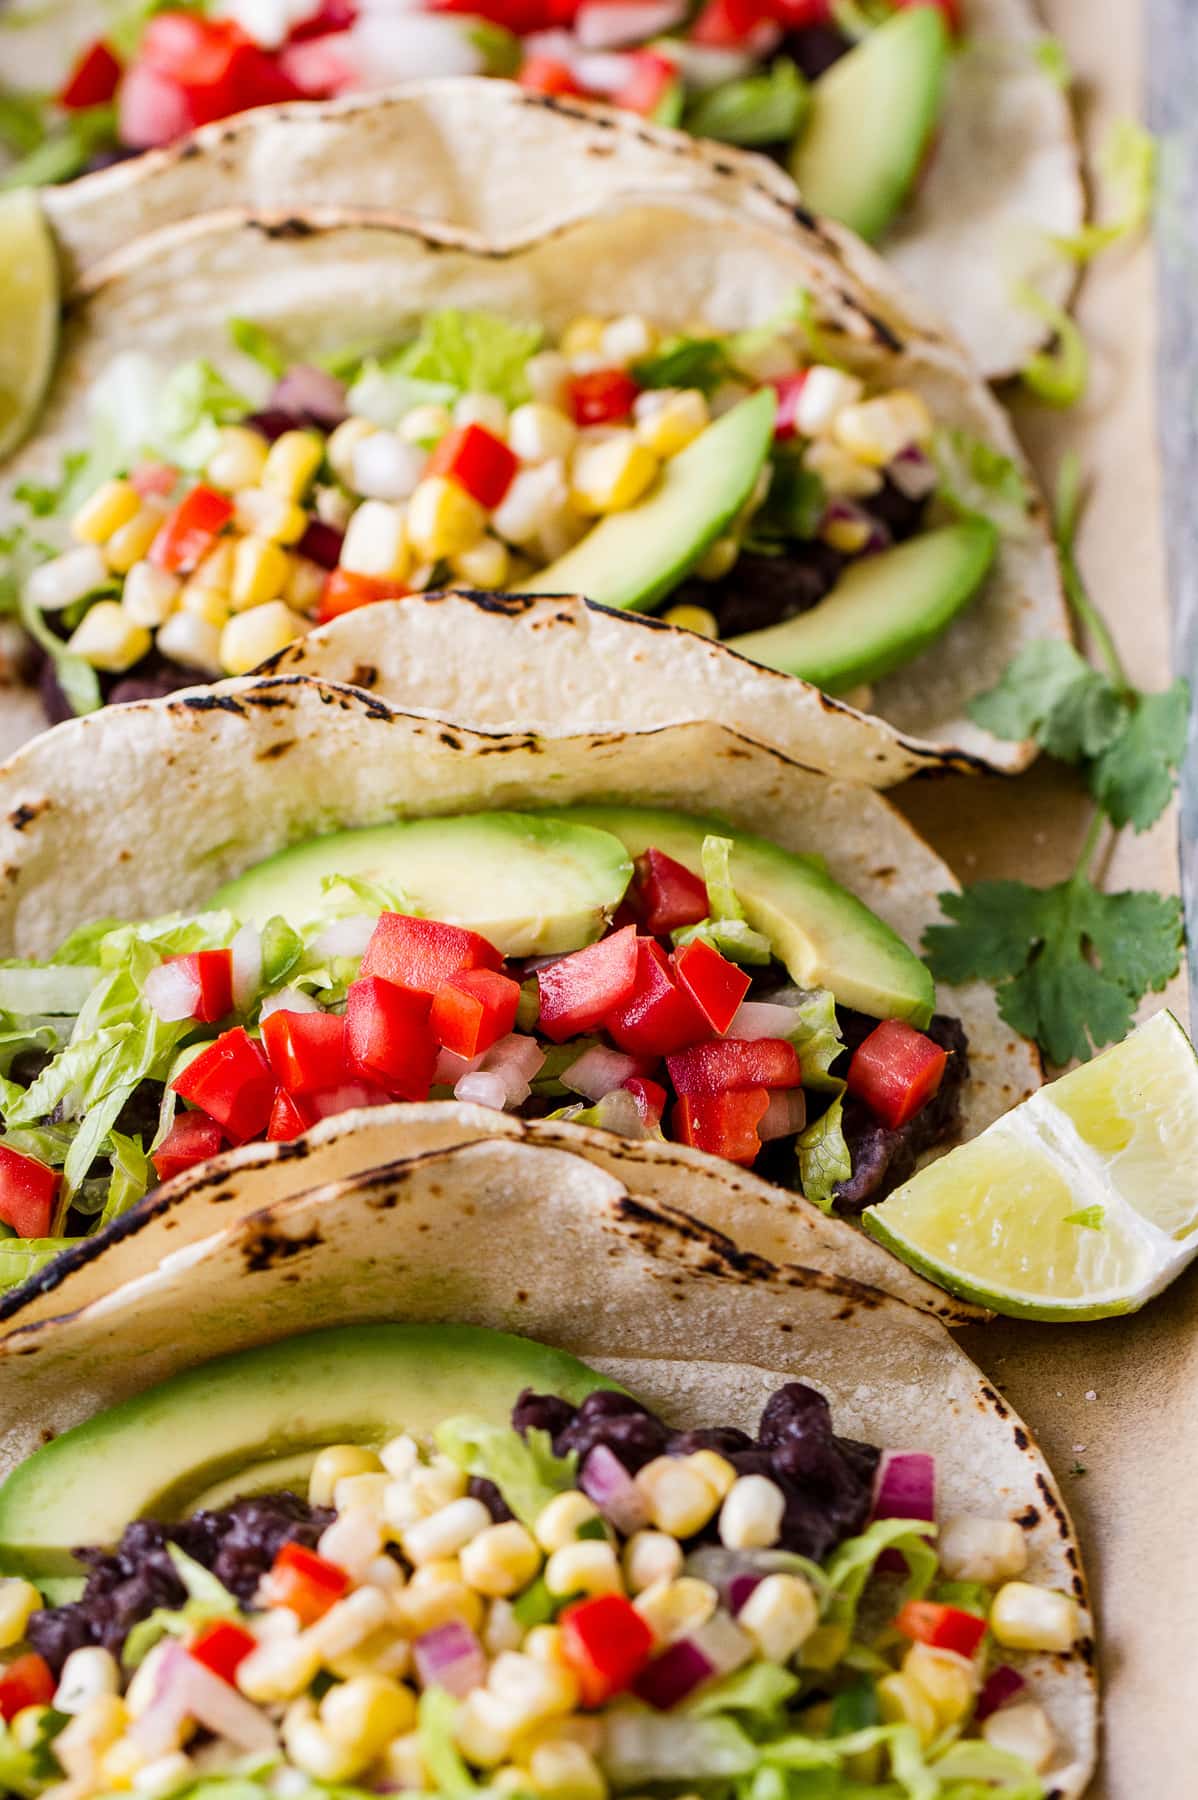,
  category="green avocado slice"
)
[0,1325,613,1578]
[788,7,949,243]
[725,518,998,693]
[545,804,934,1028]
[524,389,776,612]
